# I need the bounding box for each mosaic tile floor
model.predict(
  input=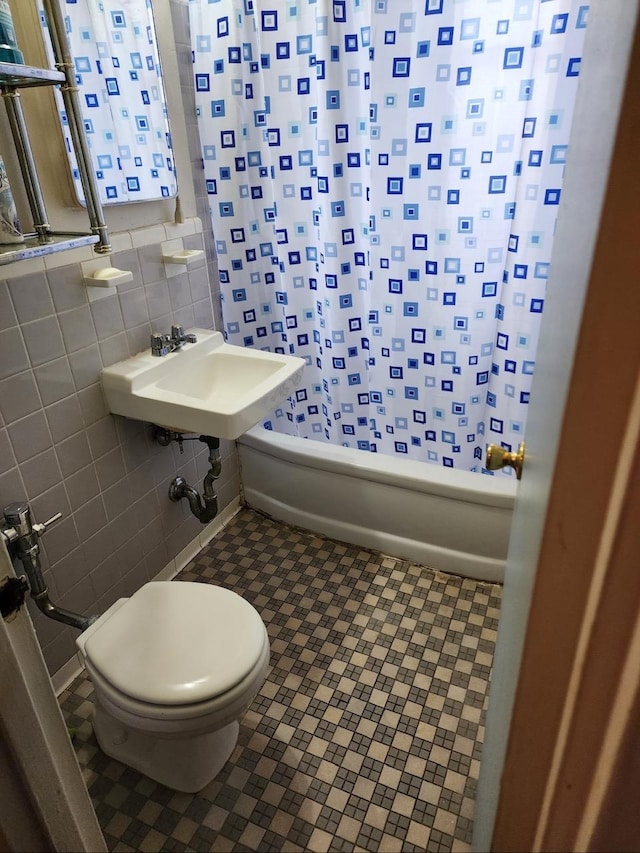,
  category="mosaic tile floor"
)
[59,508,502,853]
